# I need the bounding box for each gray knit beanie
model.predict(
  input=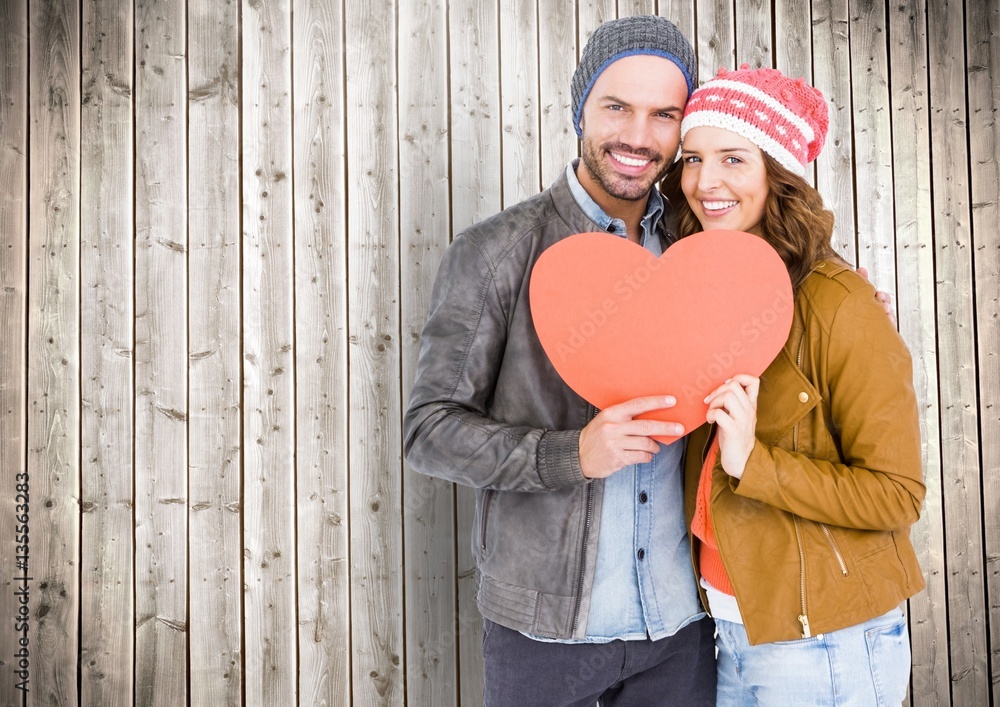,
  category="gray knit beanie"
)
[571,15,696,137]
